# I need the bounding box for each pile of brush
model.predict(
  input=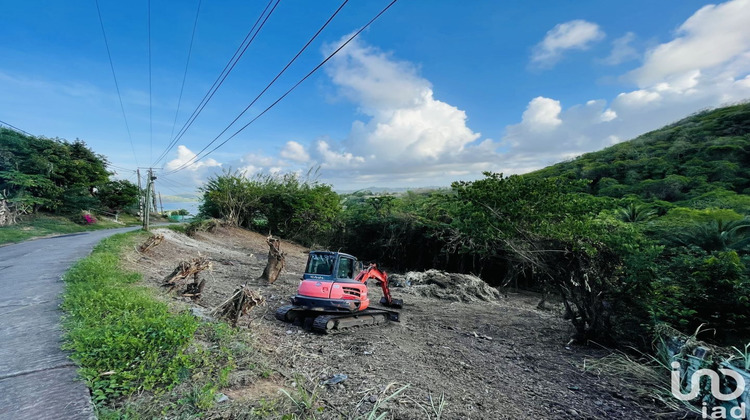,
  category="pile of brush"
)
[211,285,265,326]
[162,256,212,299]
[138,233,164,253]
